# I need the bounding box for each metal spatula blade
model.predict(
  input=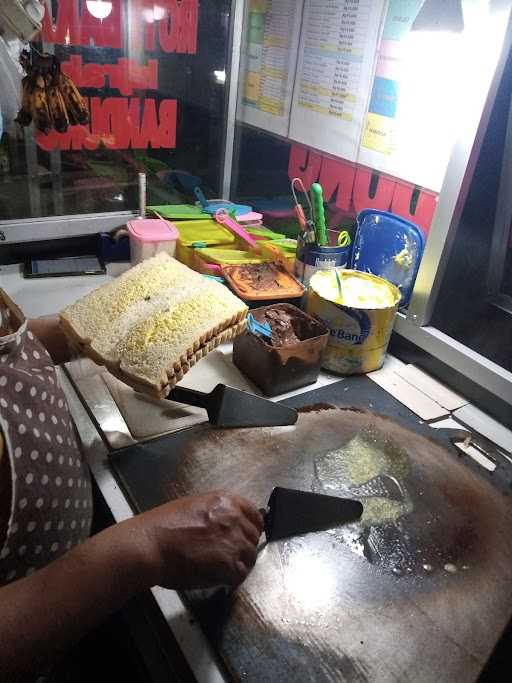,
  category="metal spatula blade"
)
[262,487,363,541]
[167,384,298,428]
